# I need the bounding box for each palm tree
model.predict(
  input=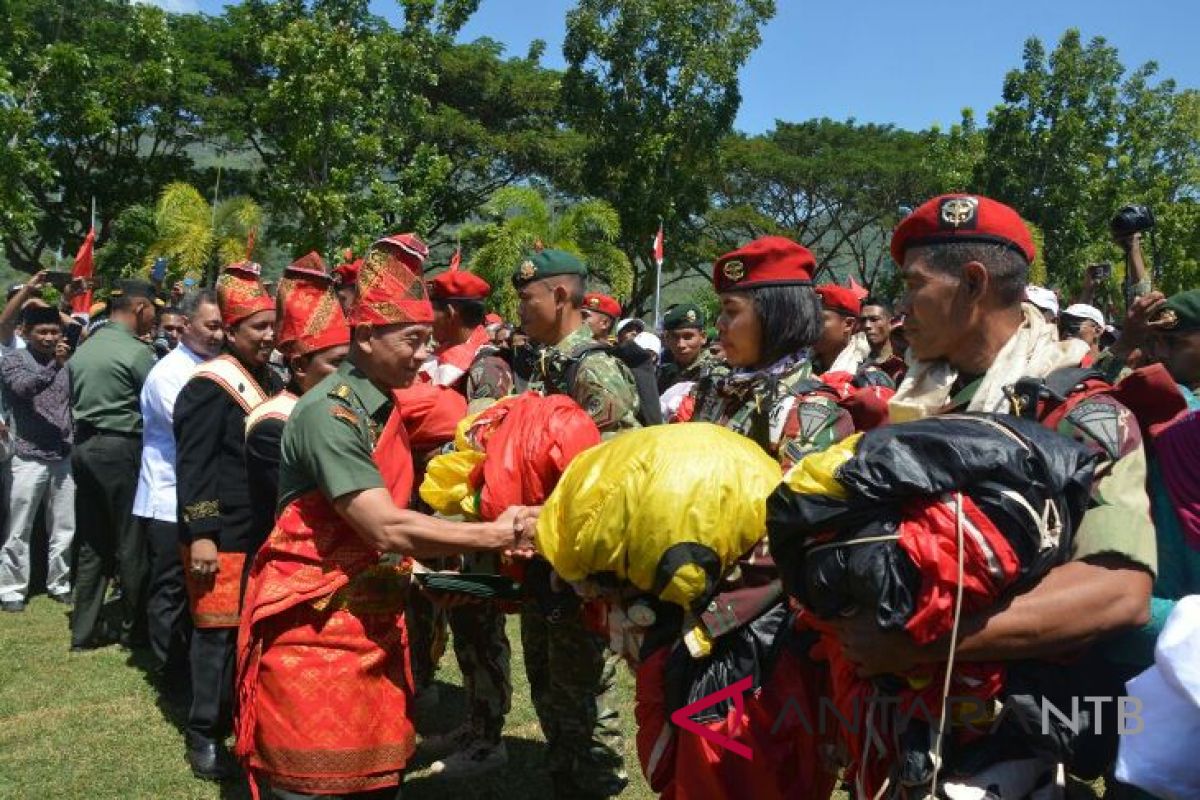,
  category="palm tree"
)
[145,182,264,285]
[459,187,634,319]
